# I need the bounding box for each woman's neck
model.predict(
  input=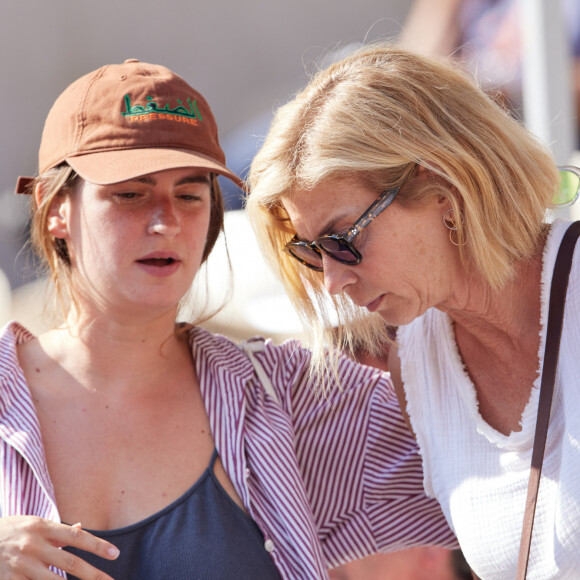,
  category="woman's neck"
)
[441,251,544,358]
[36,309,192,397]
